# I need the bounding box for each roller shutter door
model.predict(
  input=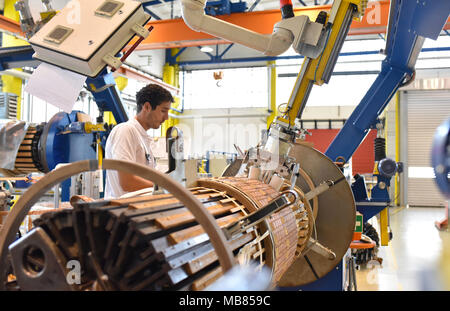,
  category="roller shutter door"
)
[404,90,450,207]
